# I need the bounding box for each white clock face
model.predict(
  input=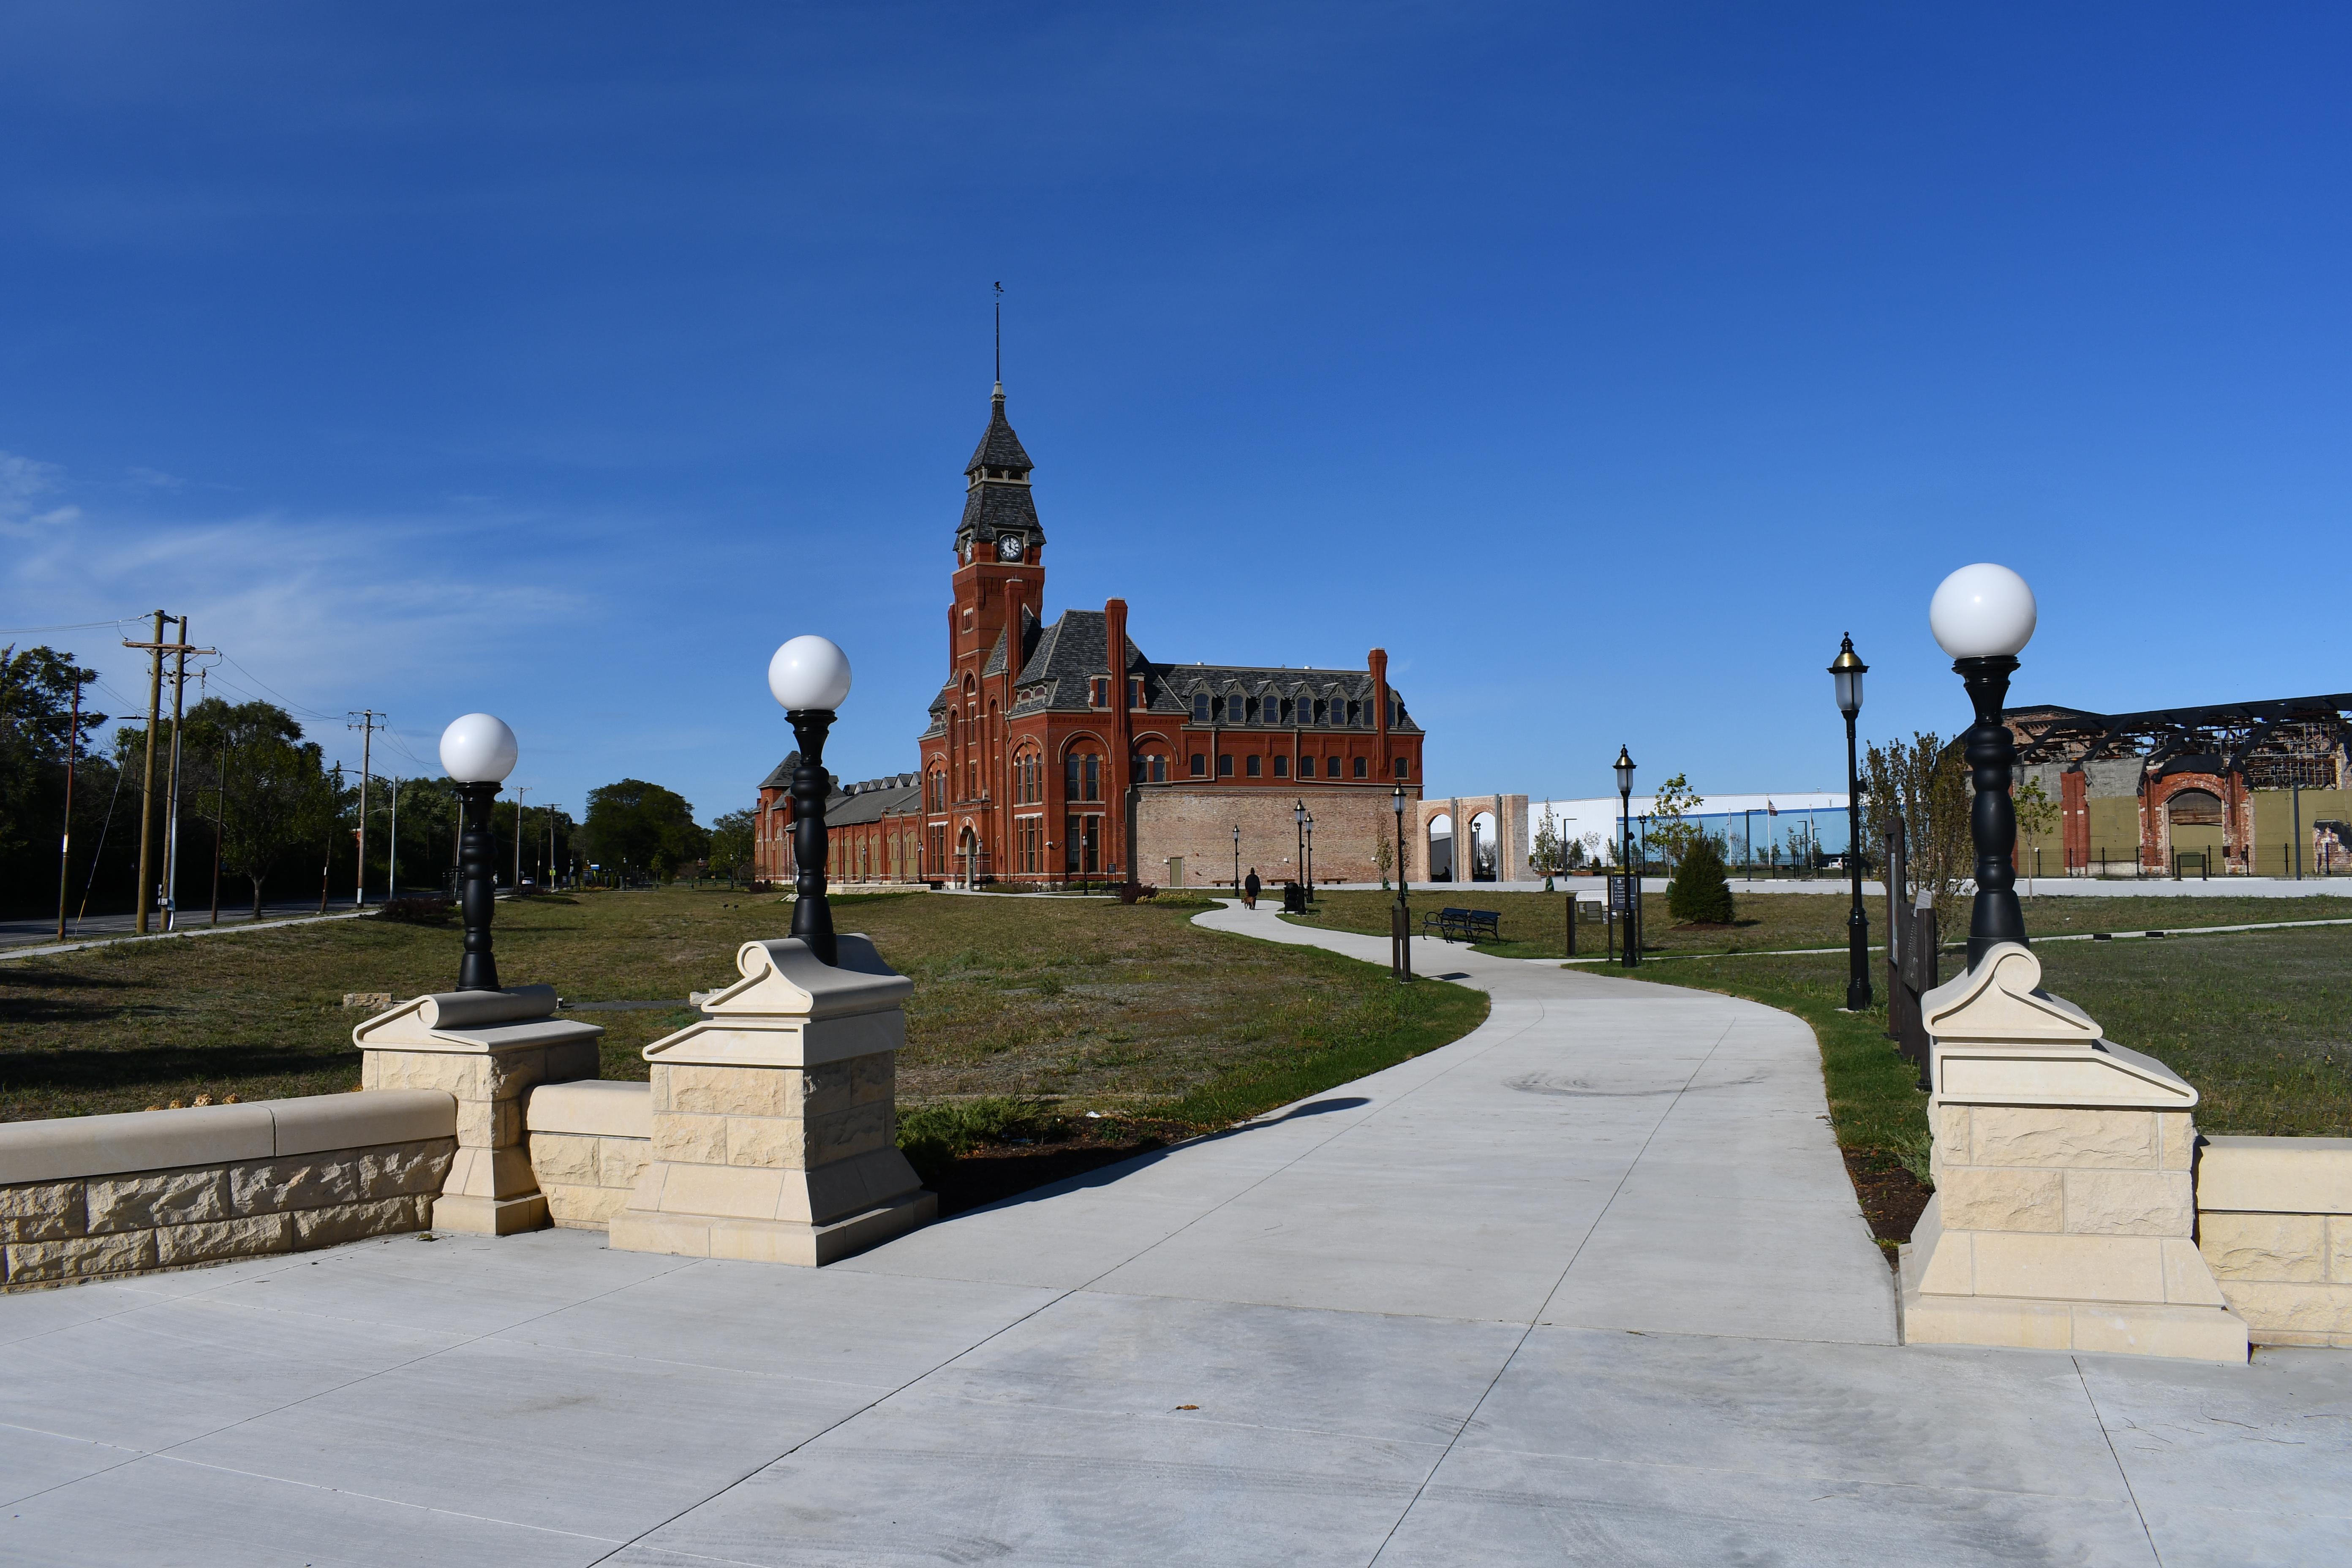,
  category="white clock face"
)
[997,534,1024,561]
